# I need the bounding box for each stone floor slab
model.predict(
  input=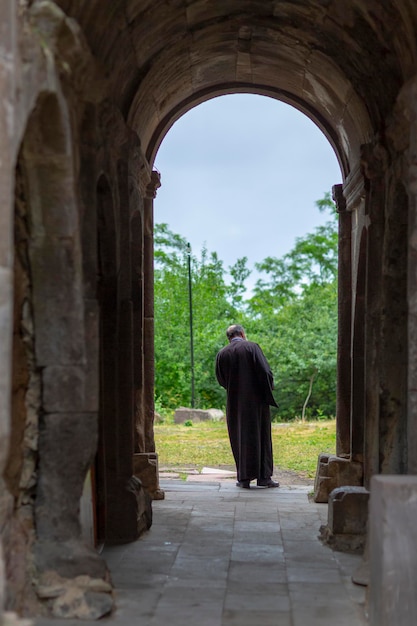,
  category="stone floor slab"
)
[224,591,291,612]
[34,479,367,626]
[222,610,291,626]
[286,566,342,583]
